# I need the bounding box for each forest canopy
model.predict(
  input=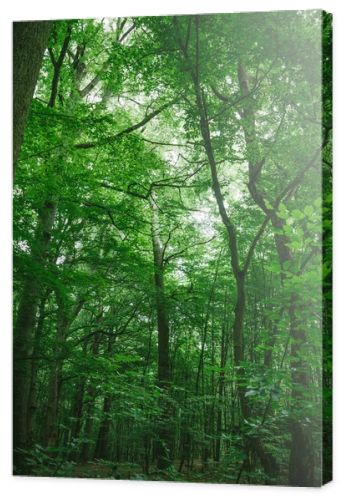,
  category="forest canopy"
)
[13,10,332,486]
